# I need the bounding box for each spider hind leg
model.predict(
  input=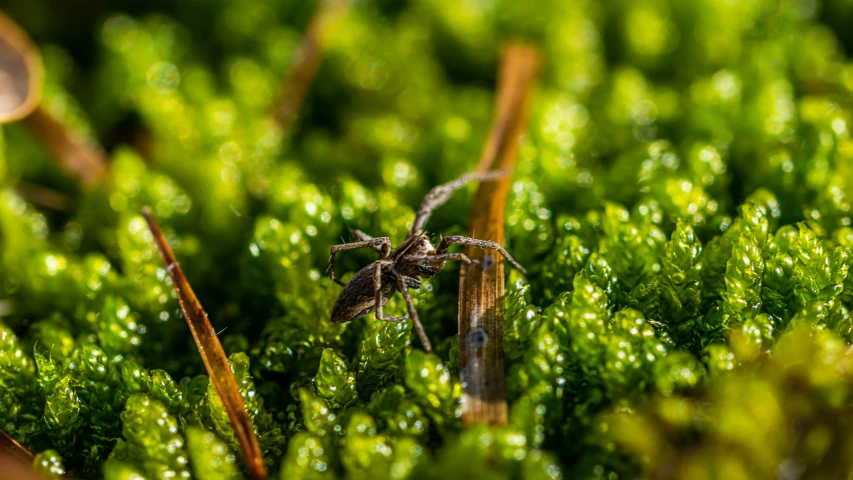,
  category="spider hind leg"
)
[396,275,432,352]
